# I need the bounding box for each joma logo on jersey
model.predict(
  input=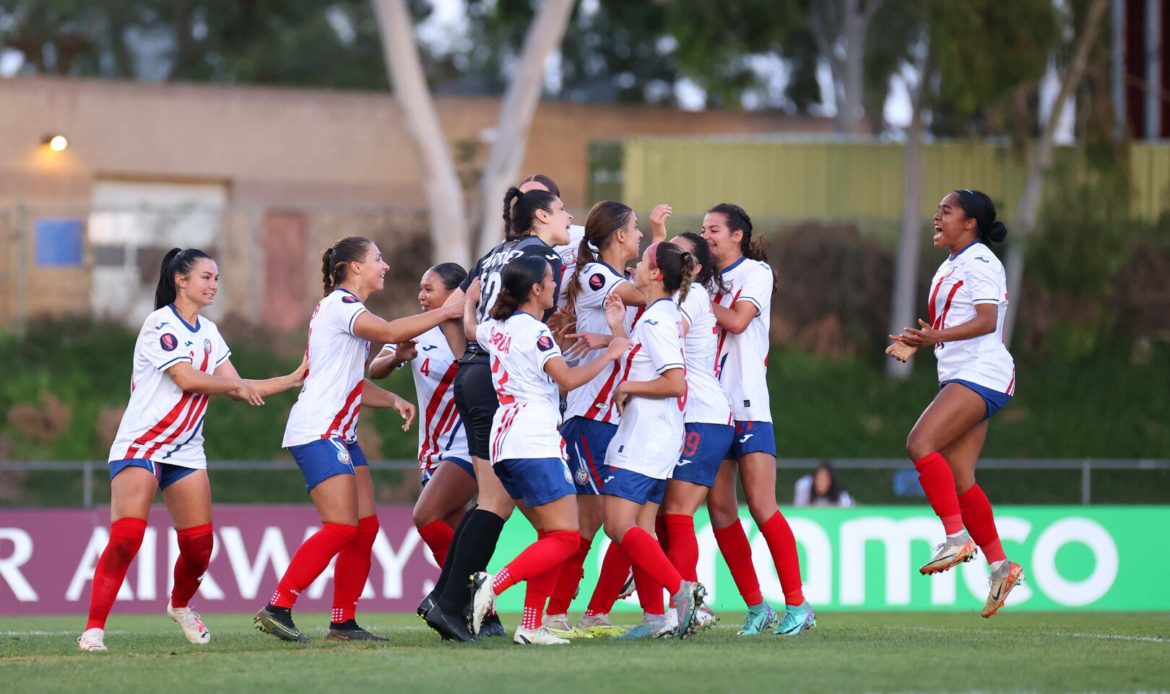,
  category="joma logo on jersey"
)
[421,345,438,351]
